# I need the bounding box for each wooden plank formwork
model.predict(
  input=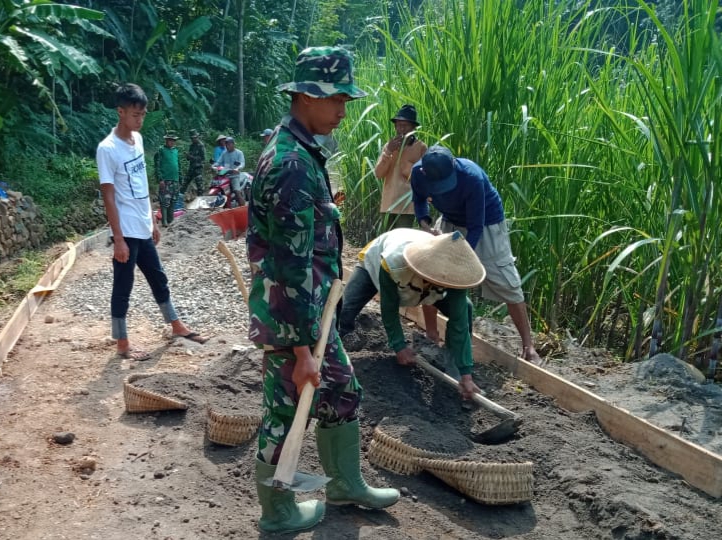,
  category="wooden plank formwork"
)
[0,229,109,375]
[399,305,722,498]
